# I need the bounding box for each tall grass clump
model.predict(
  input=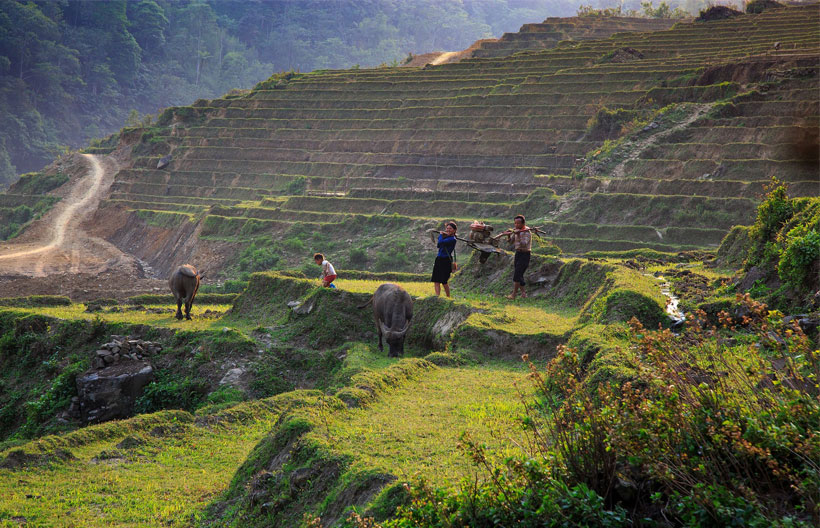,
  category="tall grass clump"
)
[586,107,640,140]
[343,295,819,527]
